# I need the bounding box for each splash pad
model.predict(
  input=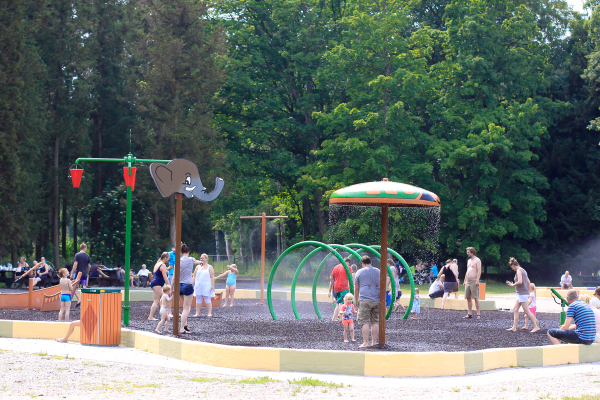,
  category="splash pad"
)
[267,241,416,321]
